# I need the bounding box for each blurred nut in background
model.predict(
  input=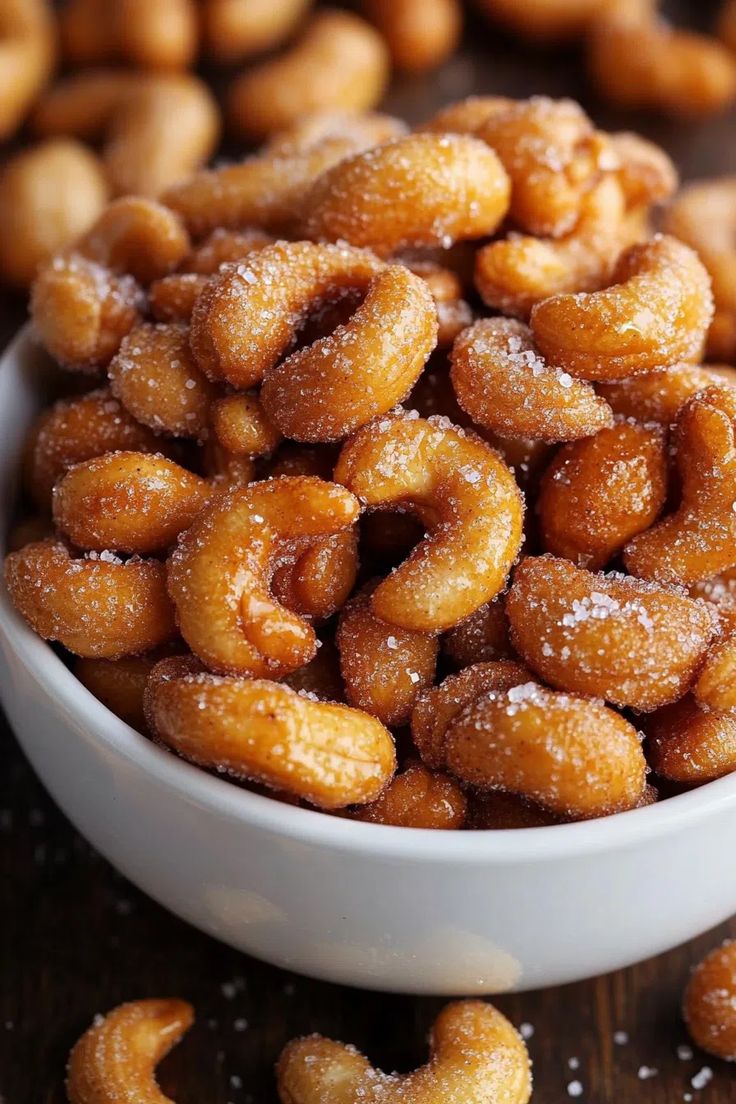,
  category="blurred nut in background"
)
[0,0,56,140]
